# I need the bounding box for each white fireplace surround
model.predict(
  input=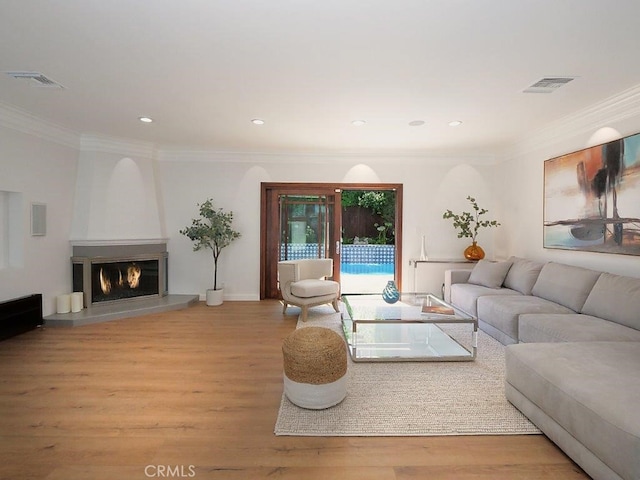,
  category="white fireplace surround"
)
[70,153,165,243]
